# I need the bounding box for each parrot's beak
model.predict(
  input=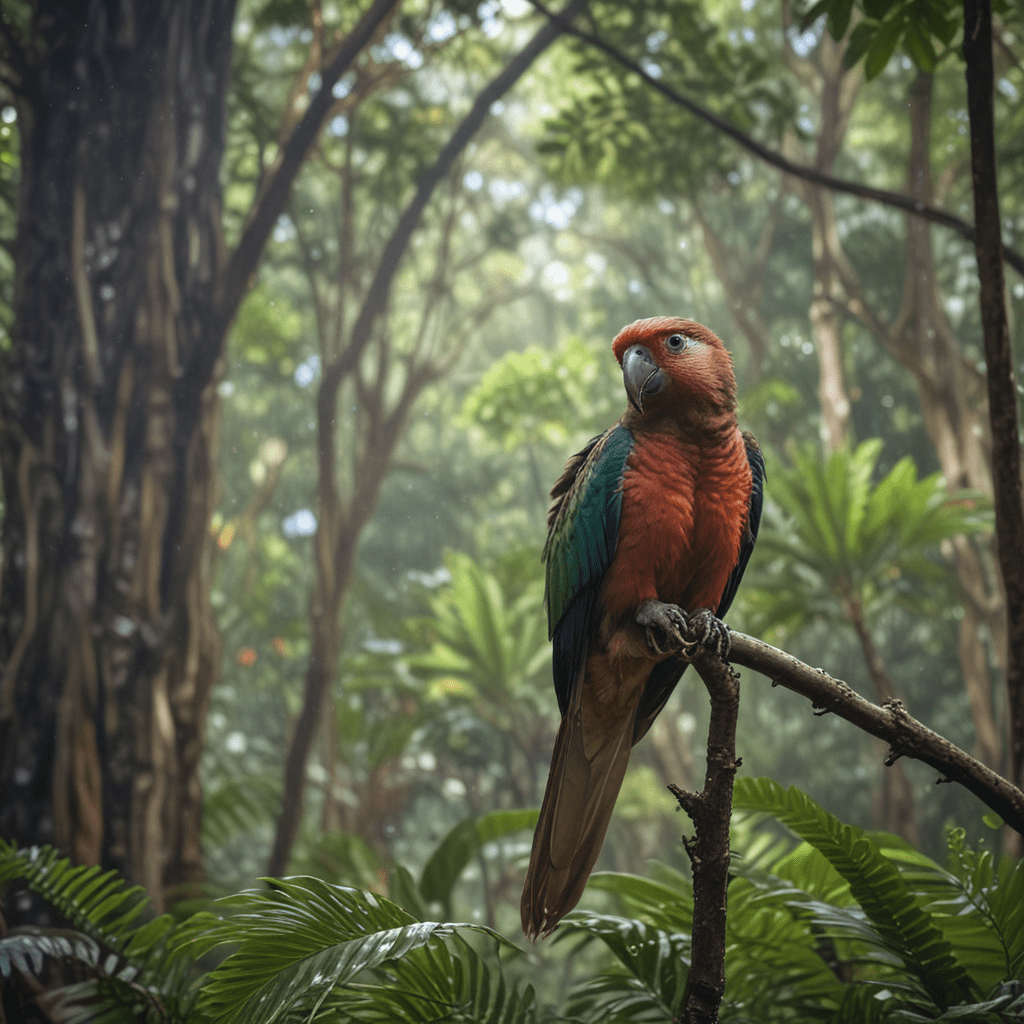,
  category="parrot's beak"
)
[622,345,665,413]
